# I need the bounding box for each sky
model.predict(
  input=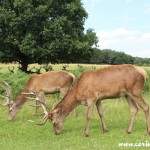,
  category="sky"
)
[82,0,150,58]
